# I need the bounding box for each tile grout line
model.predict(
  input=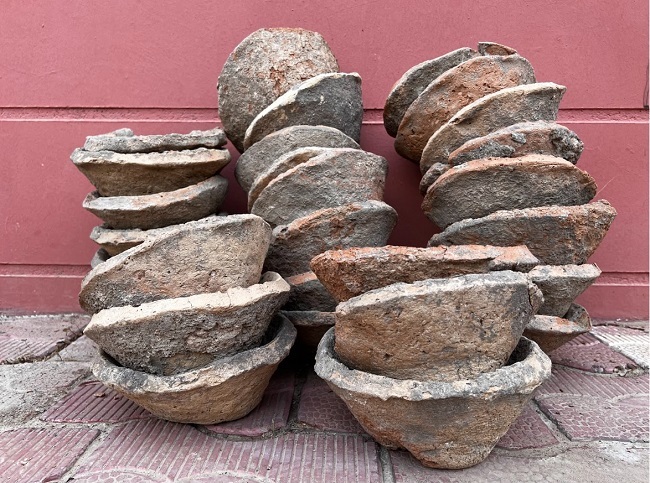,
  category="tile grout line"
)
[530,398,572,444]
[48,424,111,482]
